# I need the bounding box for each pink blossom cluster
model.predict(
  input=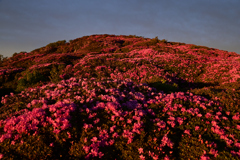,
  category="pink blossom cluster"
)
[0,76,240,159]
[0,68,24,76]
[0,98,76,144]
[1,78,239,158]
